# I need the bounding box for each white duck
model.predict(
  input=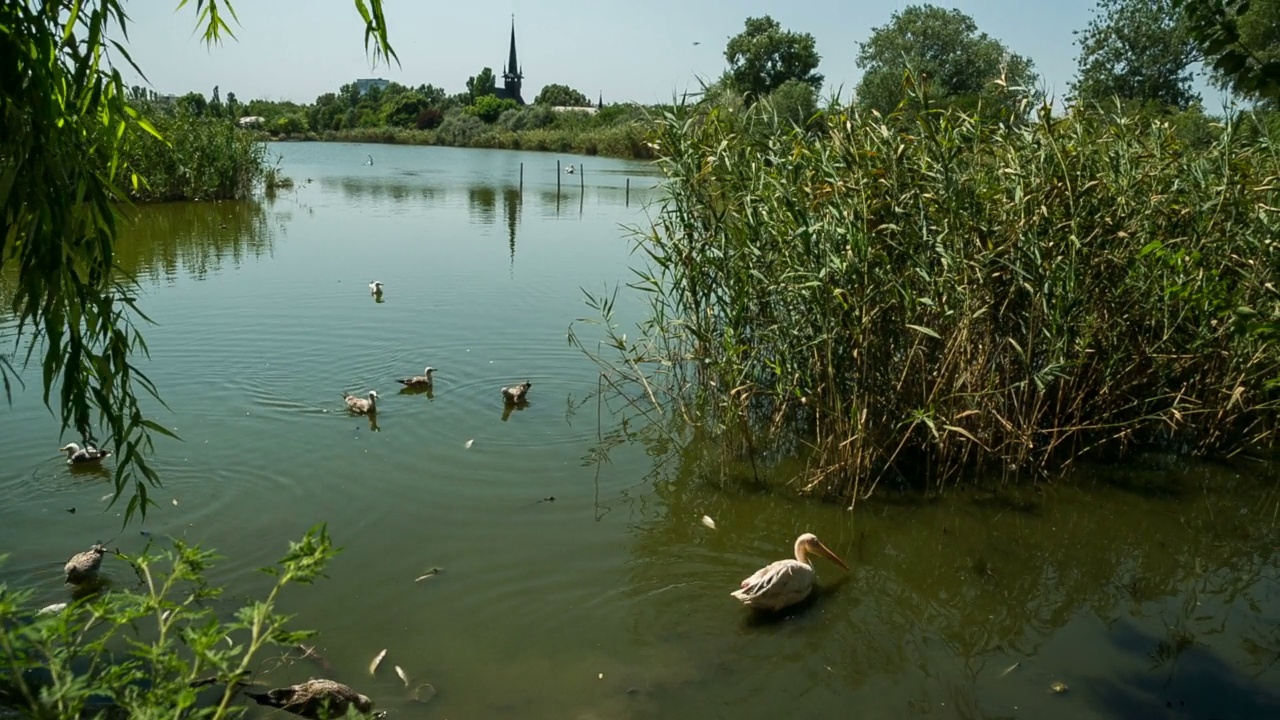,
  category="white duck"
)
[730,533,849,612]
